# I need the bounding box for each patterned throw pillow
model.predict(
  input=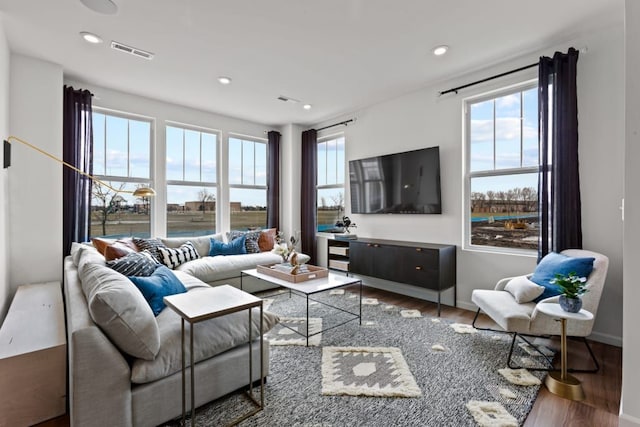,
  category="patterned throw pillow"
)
[133,237,166,262]
[158,242,200,269]
[227,230,261,253]
[106,250,159,277]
